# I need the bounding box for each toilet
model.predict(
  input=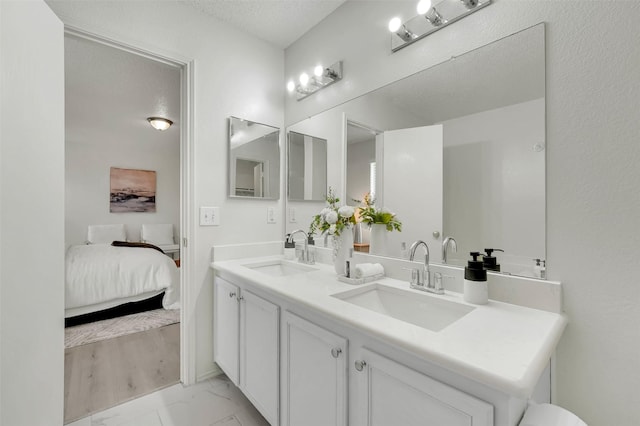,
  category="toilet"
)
[519,403,587,426]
